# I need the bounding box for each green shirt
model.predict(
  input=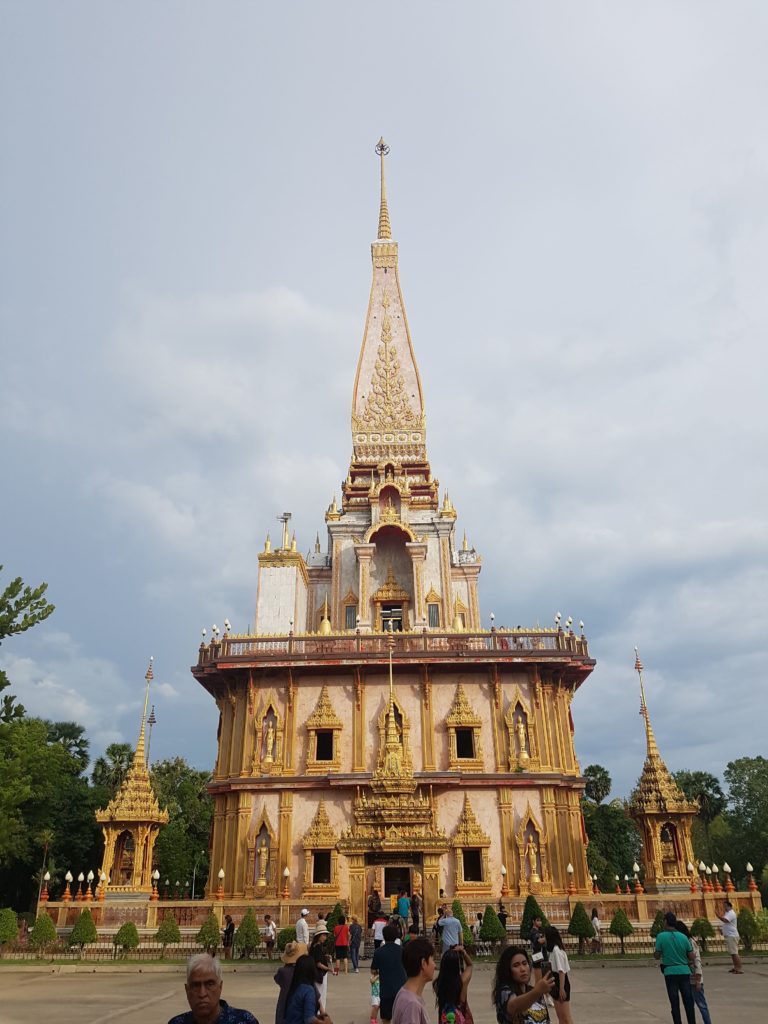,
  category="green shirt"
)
[655,930,693,975]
